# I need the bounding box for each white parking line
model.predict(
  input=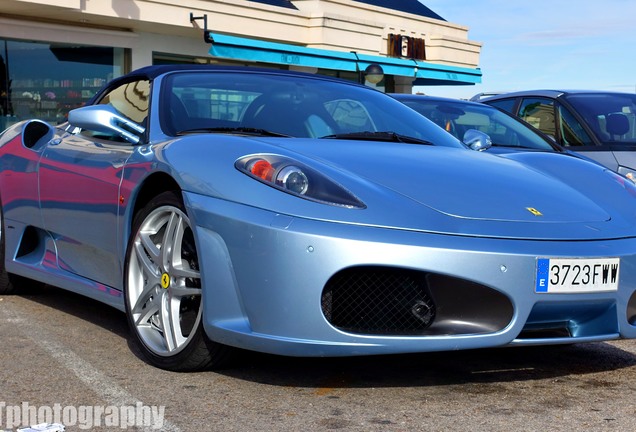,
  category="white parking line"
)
[1,299,182,432]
